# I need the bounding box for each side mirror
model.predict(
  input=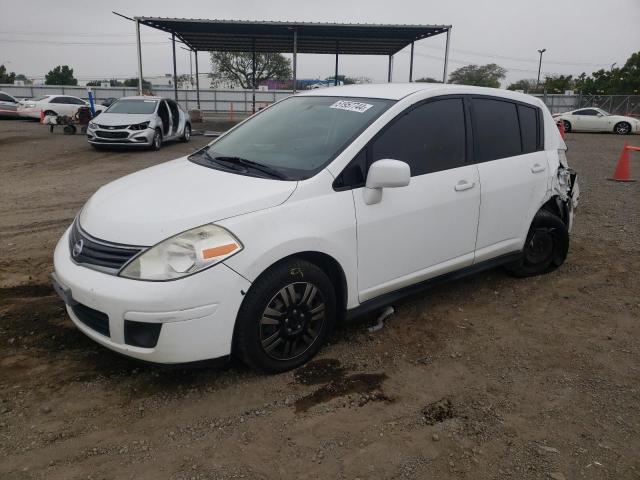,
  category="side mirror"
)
[363,159,411,205]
